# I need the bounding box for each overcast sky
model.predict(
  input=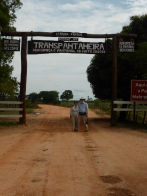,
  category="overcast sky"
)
[12,0,147,99]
